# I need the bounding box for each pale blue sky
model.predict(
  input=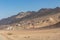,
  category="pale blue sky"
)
[0,0,60,19]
